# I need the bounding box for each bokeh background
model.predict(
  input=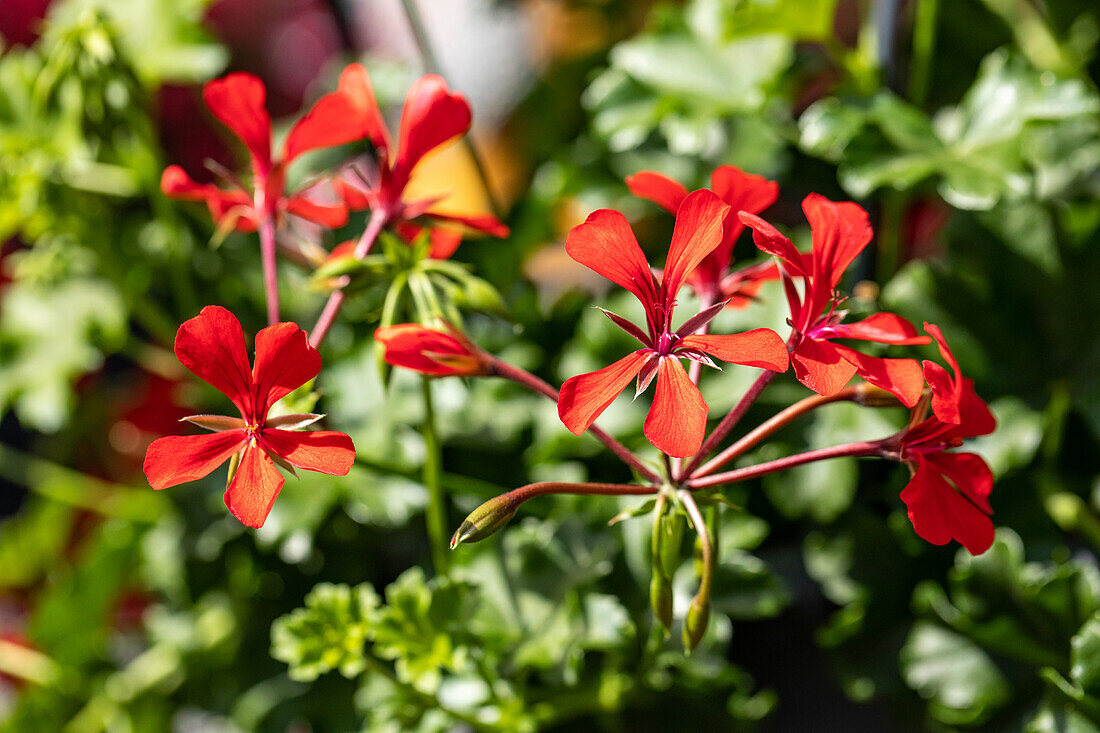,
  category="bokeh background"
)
[1,0,1099,731]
